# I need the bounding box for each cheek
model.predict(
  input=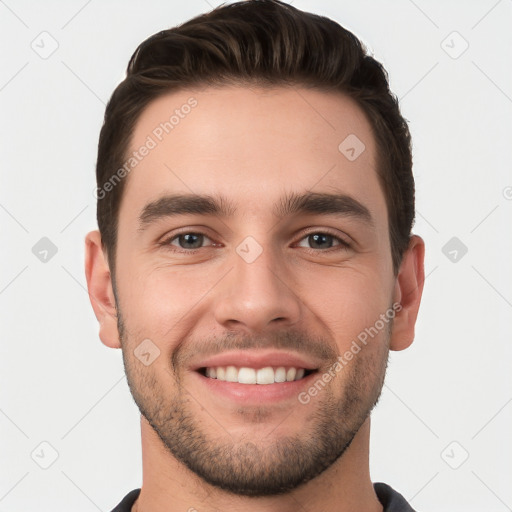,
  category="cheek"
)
[122,262,218,338]
[299,267,392,345]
